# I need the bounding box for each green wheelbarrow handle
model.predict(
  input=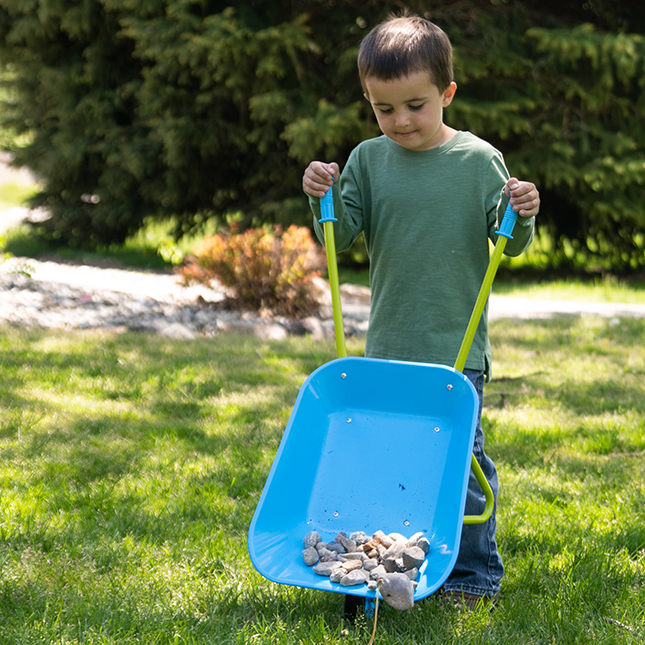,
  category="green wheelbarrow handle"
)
[462,455,494,524]
[456,198,517,524]
[320,187,347,358]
